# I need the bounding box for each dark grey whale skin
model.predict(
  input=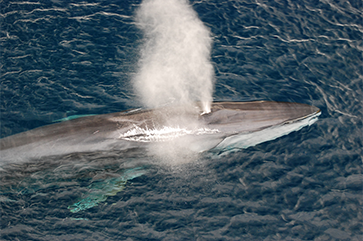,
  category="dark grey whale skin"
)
[0,101,320,165]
